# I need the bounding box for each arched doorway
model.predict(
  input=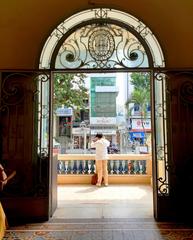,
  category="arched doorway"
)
[39,8,168,220]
